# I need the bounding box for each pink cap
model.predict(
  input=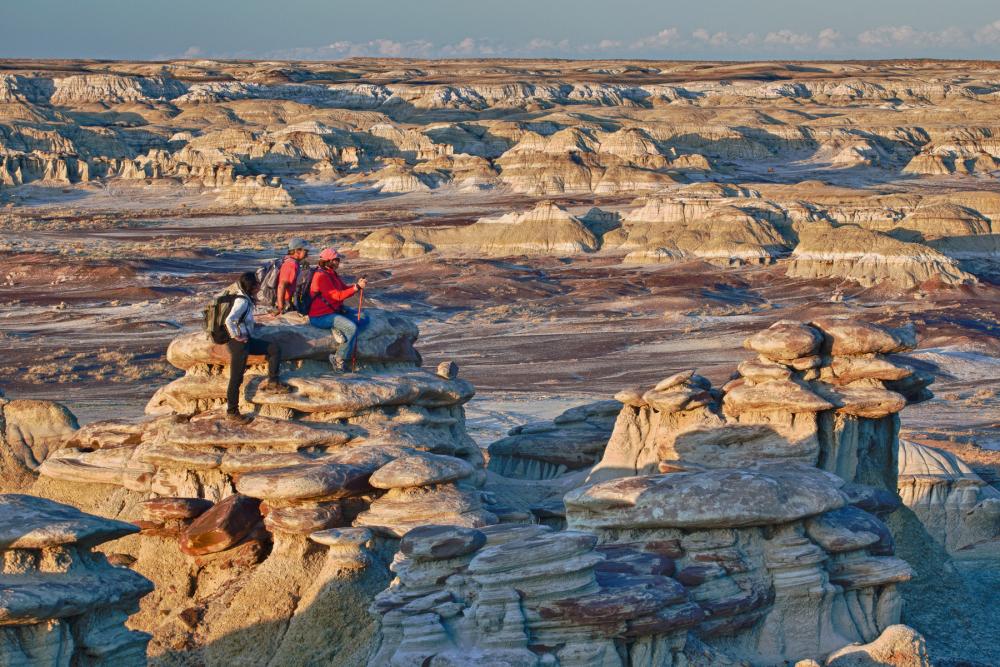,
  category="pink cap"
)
[319,248,341,261]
